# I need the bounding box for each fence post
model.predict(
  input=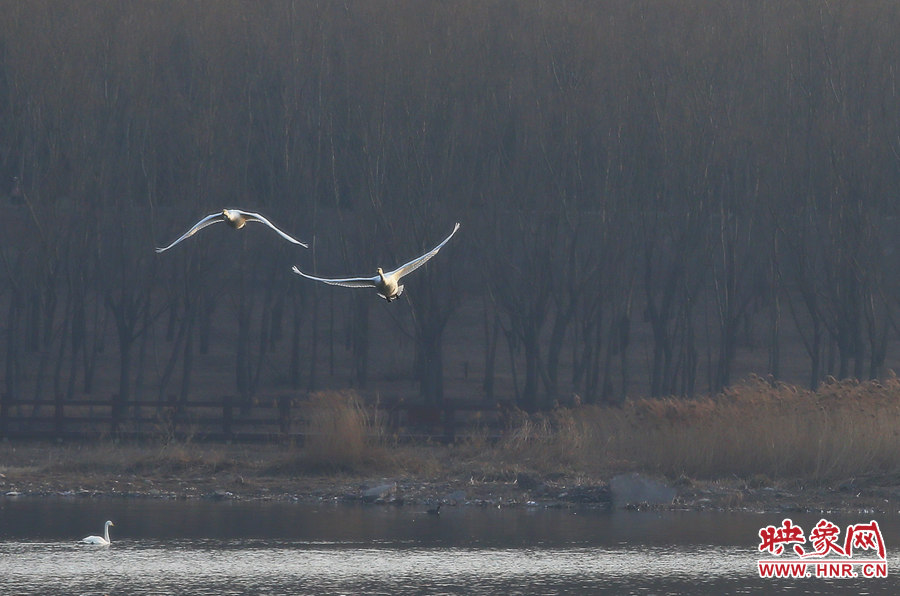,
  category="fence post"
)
[165,394,178,438]
[110,394,119,435]
[223,394,233,440]
[54,393,64,438]
[0,392,7,438]
[278,396,291,437]
[442,407,456,443]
